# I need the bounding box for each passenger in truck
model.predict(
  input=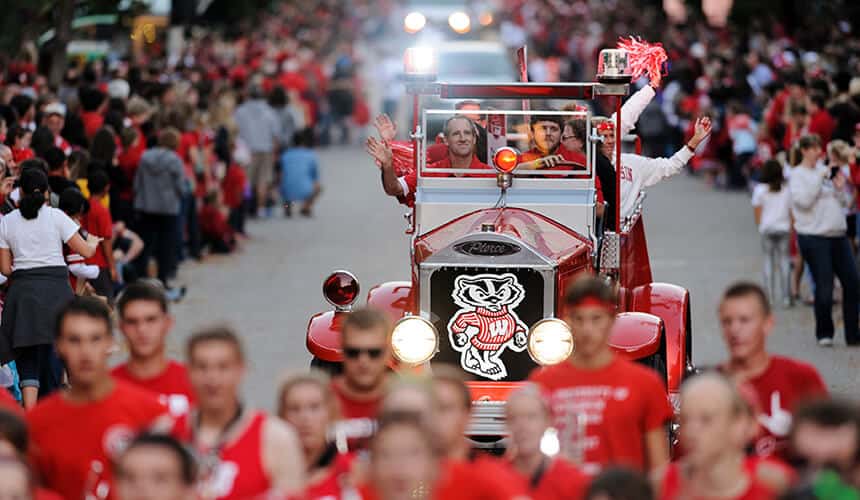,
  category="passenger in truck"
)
[365,115,491,207]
